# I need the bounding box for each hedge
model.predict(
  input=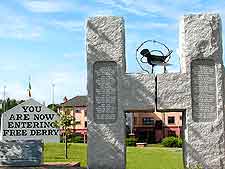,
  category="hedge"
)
[161,136,182,148]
